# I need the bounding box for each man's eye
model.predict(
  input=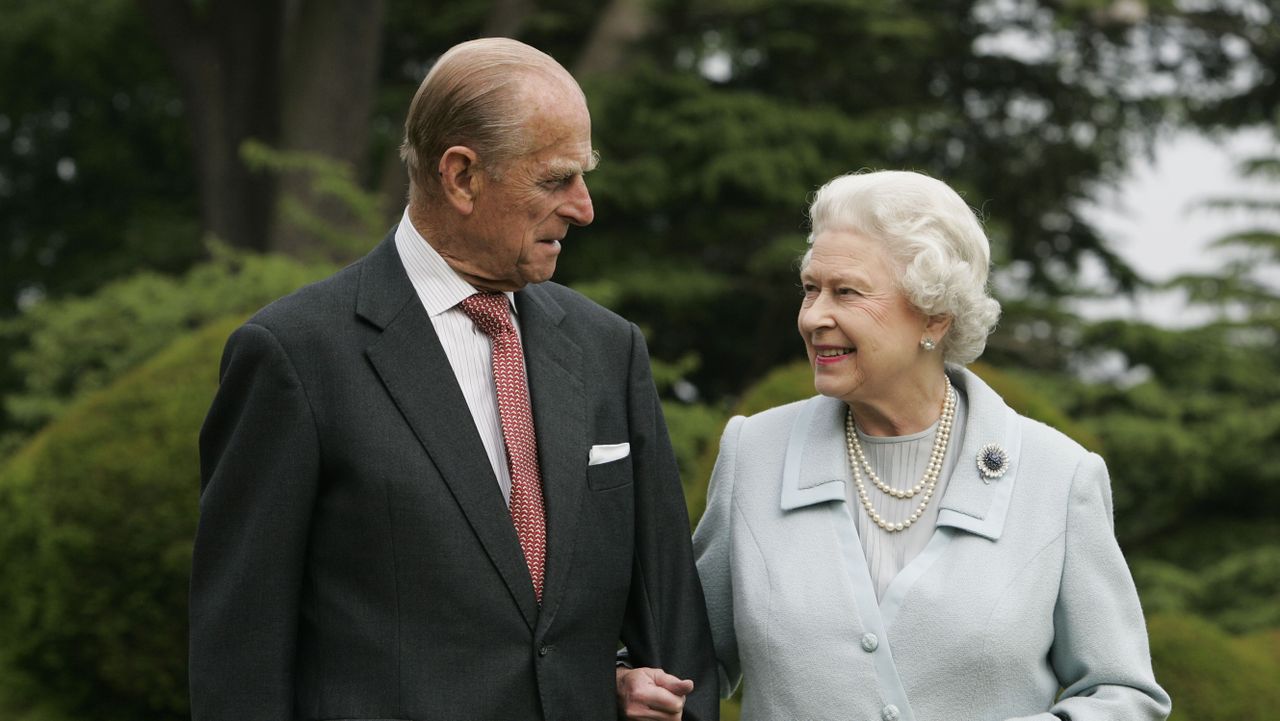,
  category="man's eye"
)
[543,176,574,189]
[838,287,860,296]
